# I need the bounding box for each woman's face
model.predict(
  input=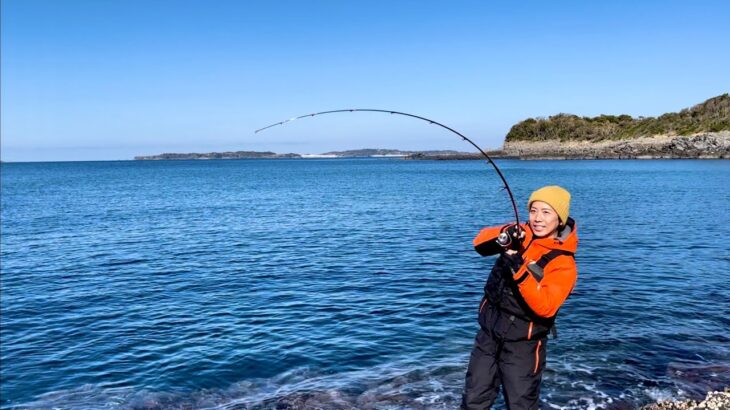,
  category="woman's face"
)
[529,201,561,238]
